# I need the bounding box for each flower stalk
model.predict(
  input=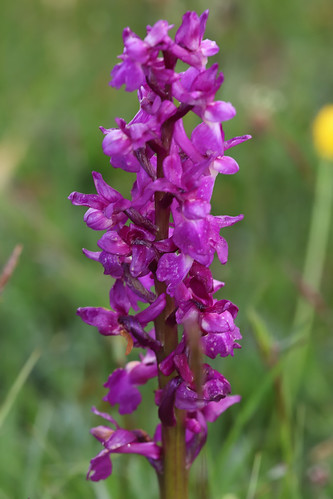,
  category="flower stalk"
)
[160,415,188,499]
[154,120,188,496]
[285,105,333,410]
